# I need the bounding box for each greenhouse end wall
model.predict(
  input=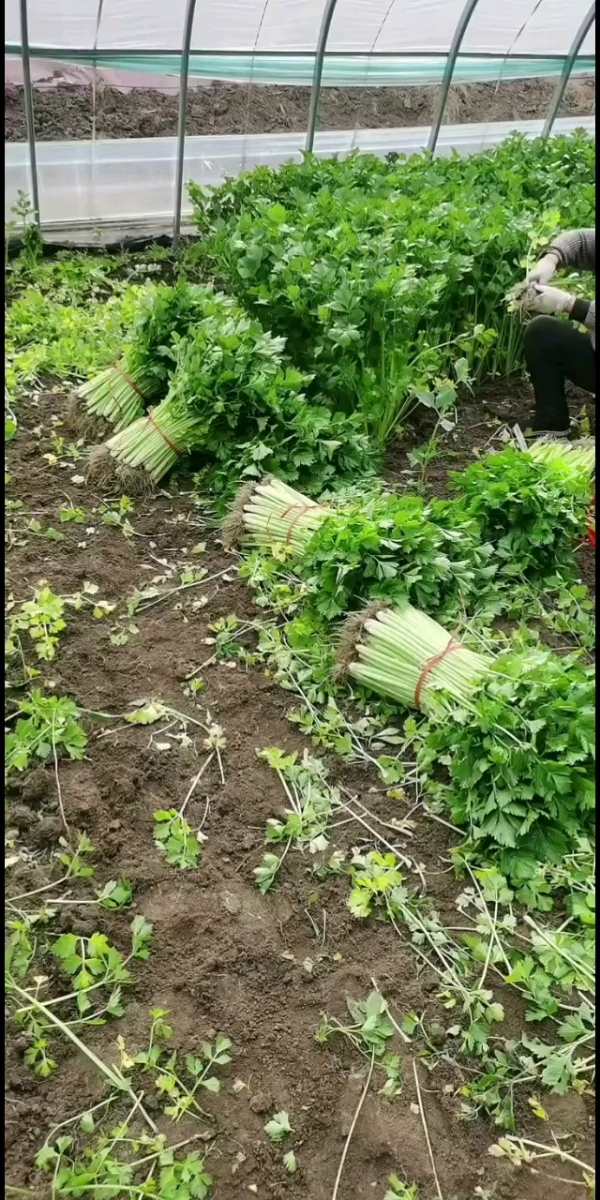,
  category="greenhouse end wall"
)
[5,117,595,241]
[5,0,595,239]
